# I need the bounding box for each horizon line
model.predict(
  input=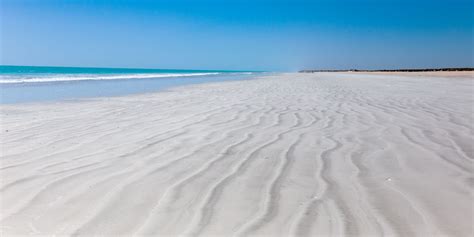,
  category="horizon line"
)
[0,64,266,73]
[299,67,474,72]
